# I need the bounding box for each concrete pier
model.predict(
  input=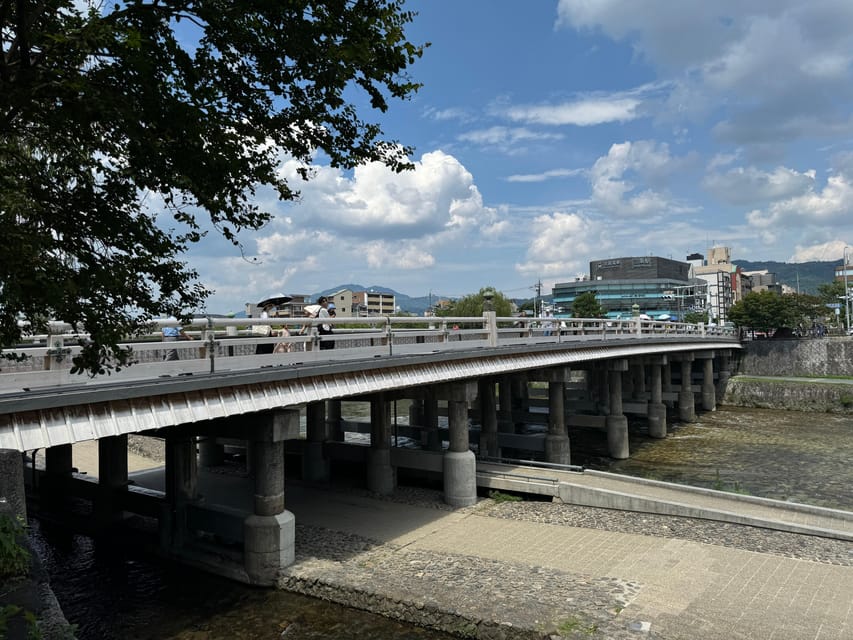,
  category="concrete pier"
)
[367,393,395,495]
[678,357,696,422]
[647,358,667,438]
[606,360,629,459]
[442,383,477,507]
[303,401,329,483]
[243,413,295,585]
[544,369,571,465]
